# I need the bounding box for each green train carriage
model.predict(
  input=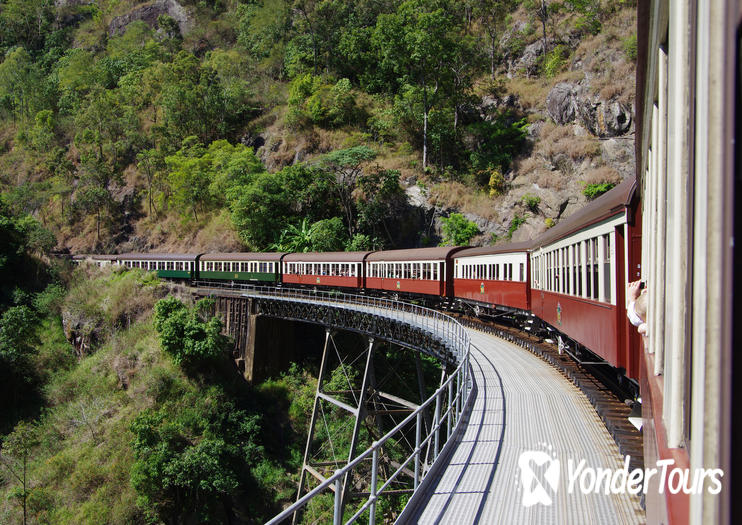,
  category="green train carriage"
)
[117,253,200,280]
